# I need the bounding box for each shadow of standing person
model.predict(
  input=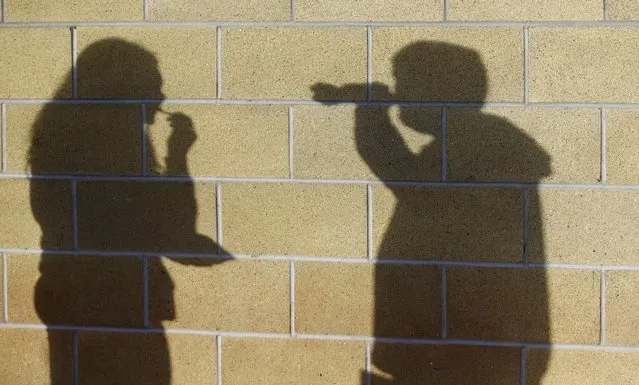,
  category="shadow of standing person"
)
[313,42,552,384]
[29,38,225,385]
